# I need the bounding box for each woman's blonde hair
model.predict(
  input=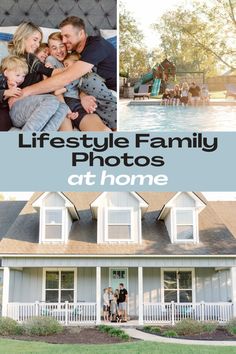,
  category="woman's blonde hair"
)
[1,55,28,75]
[8,22,42,56]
